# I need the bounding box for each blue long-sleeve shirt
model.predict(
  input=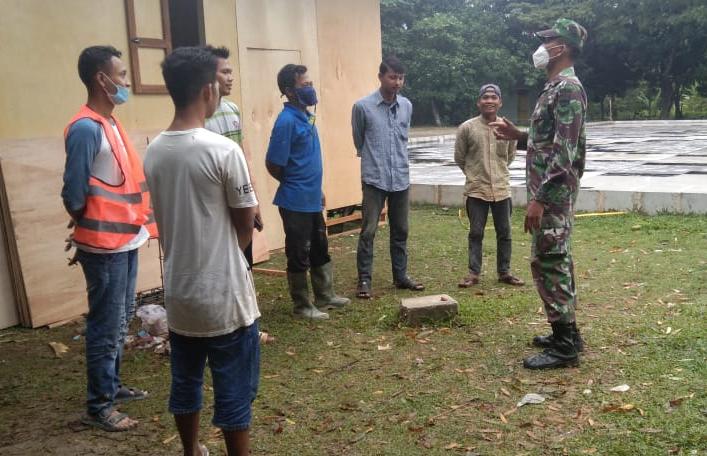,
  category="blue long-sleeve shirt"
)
[351,90,413,192]
[61,118,102,213]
